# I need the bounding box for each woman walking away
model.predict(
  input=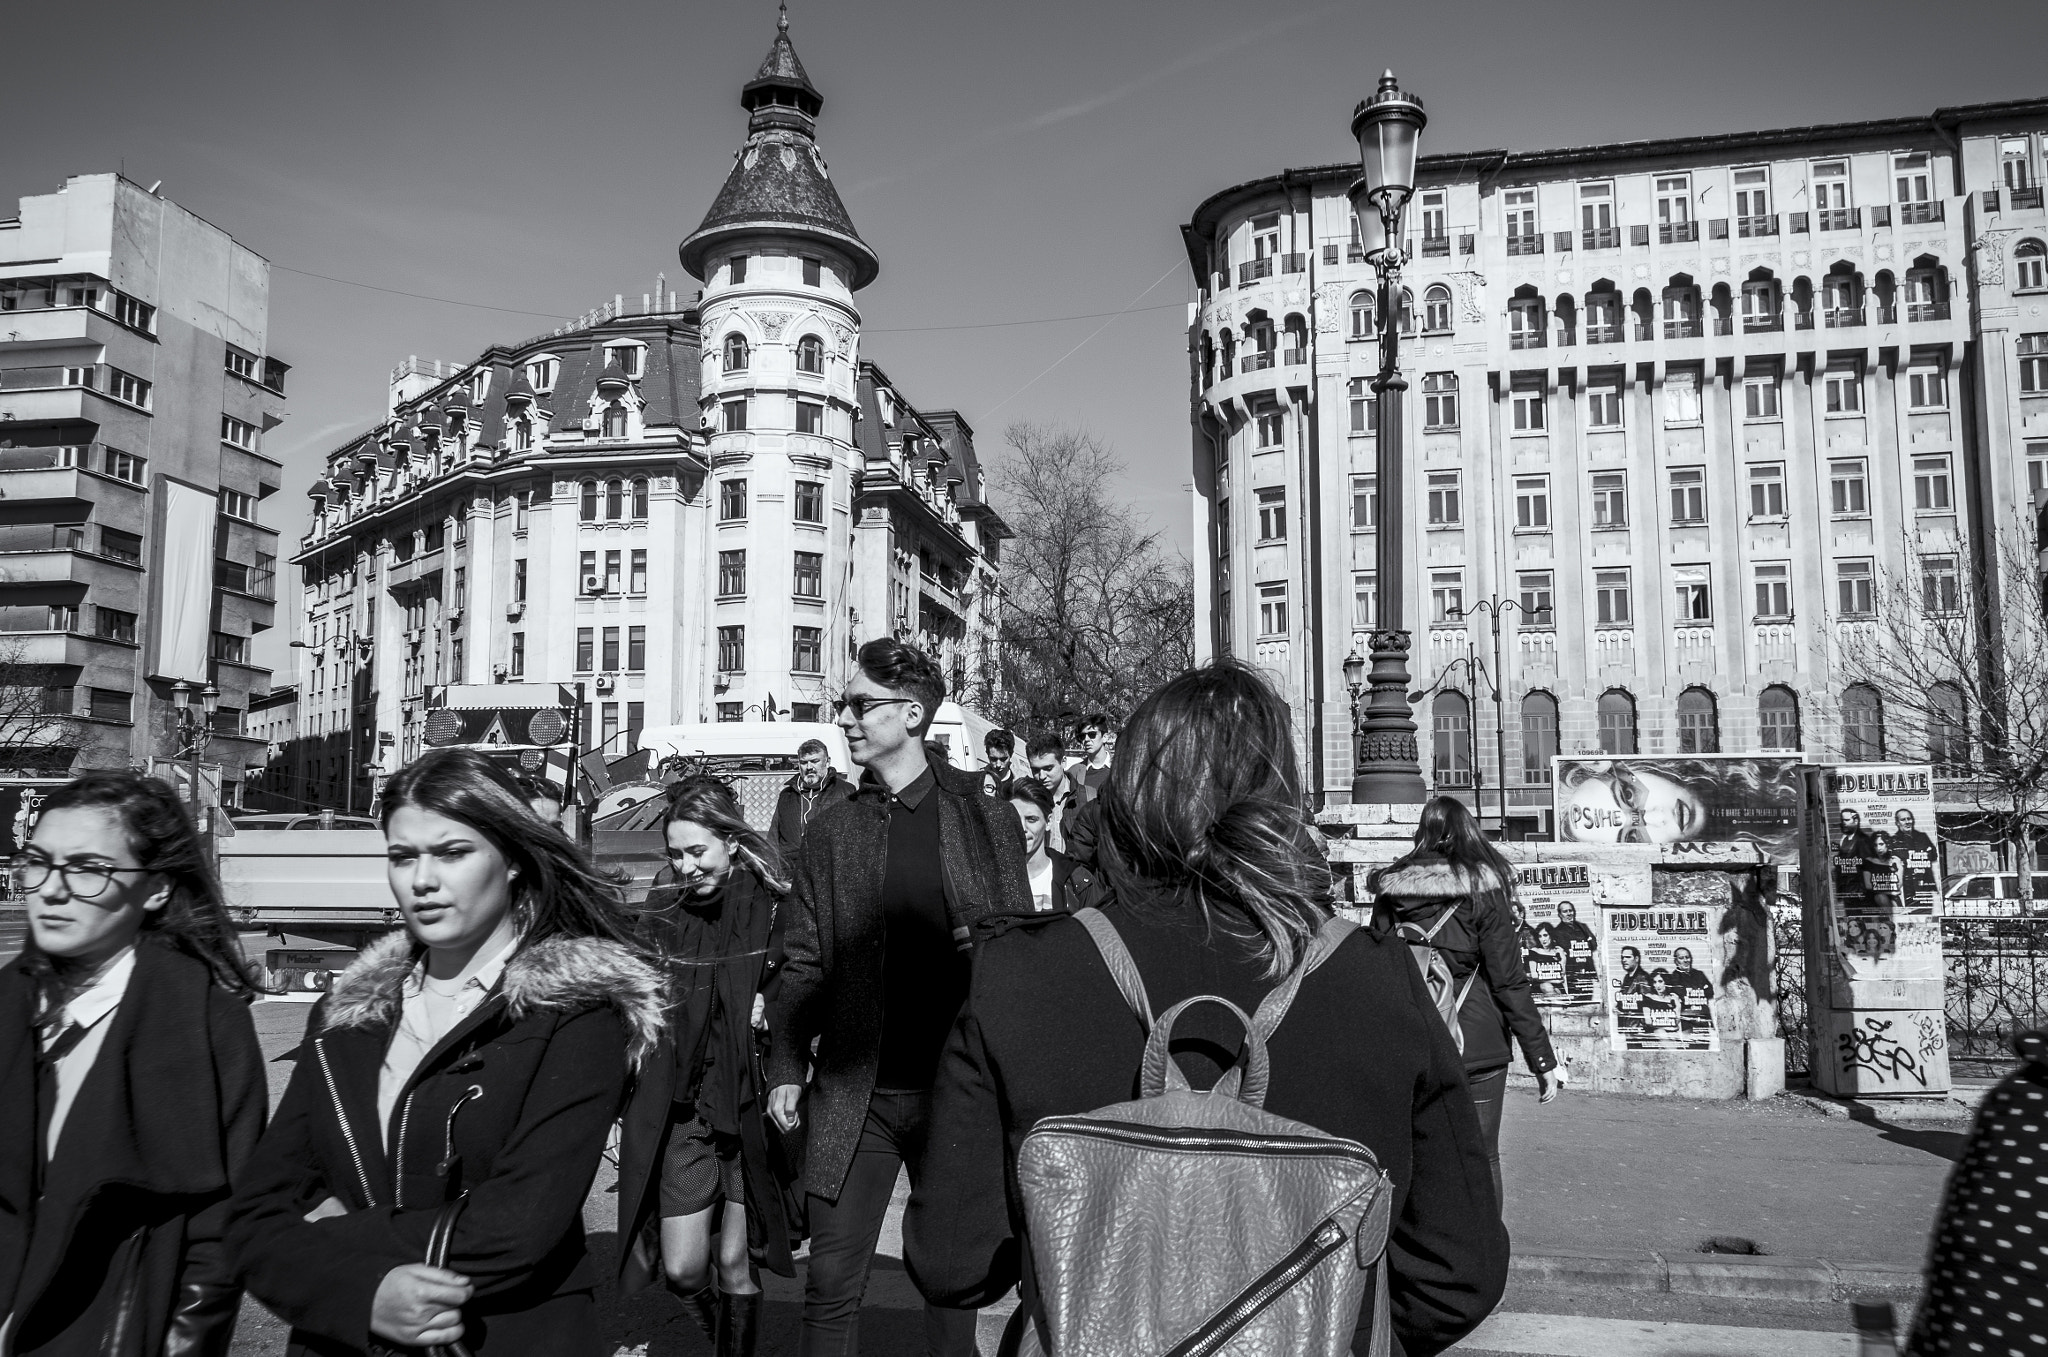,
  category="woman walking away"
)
[1369,796,1566,1205]
[228,749,664,1357]
[905,659,1507,1357]
[617,776,796,1357]
[1,770,269,1357]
